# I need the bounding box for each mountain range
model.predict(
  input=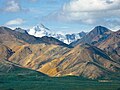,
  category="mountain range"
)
[70,26,112,46]
[71,26,120,64]
[0,25,120,80]
[15,24,87,44]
